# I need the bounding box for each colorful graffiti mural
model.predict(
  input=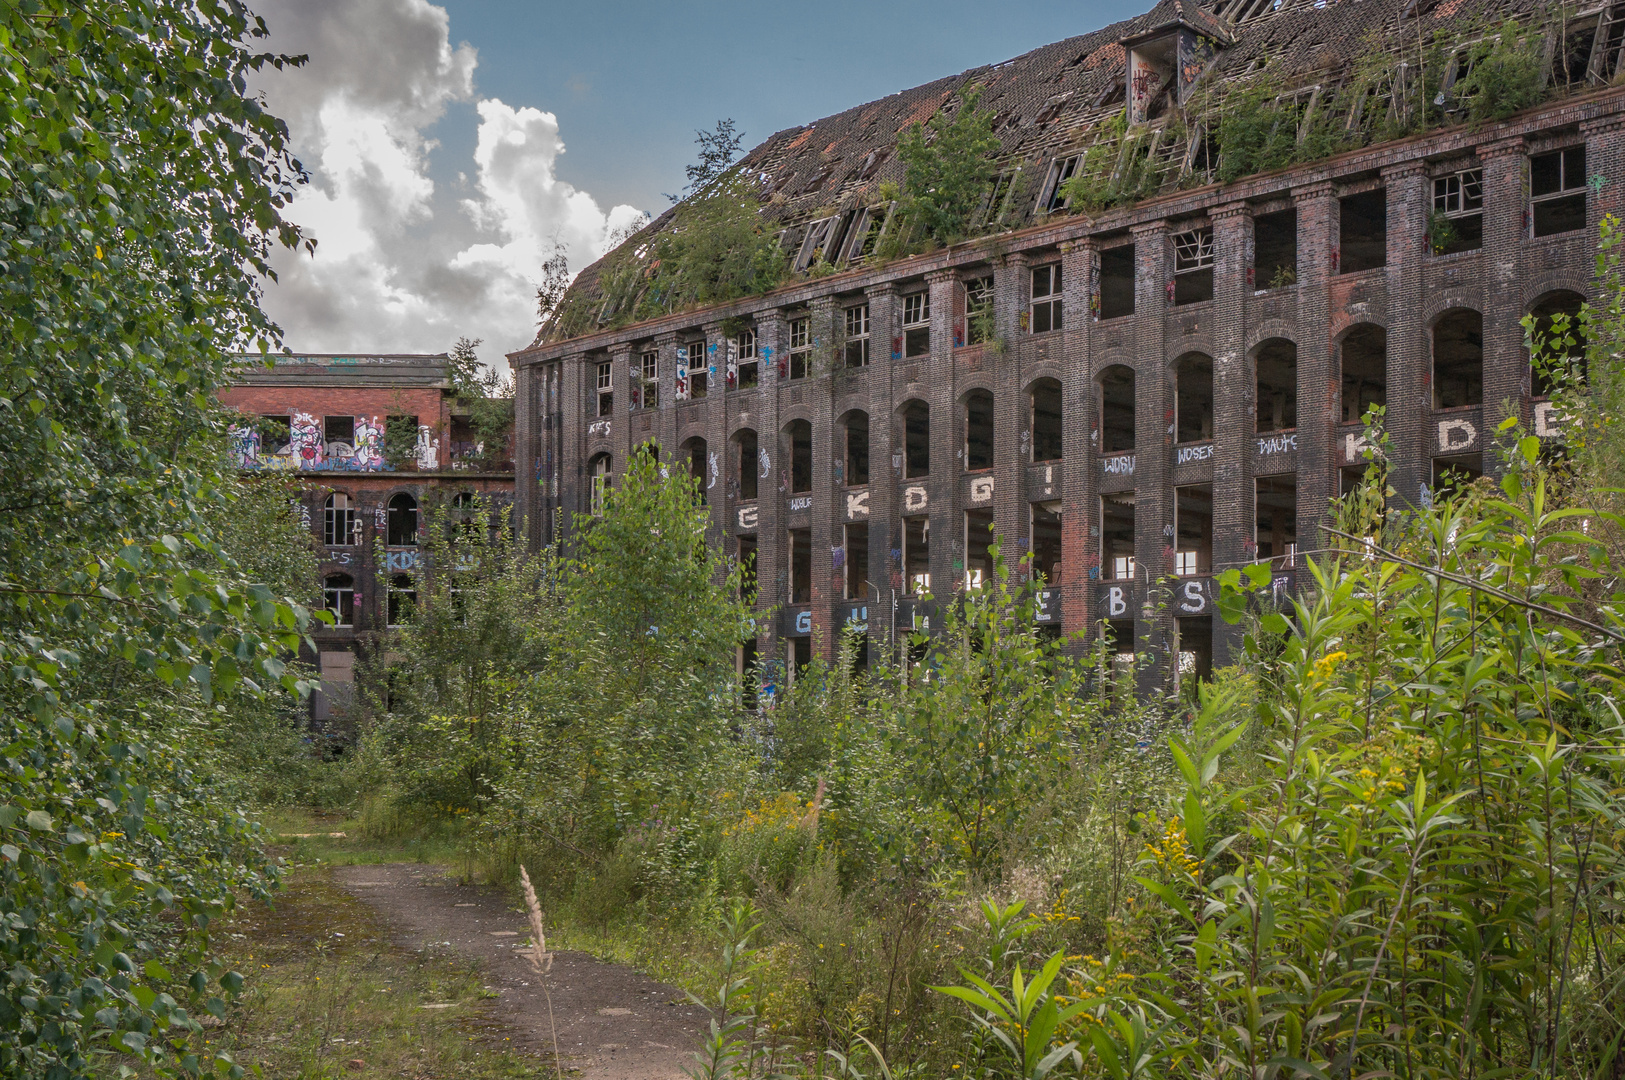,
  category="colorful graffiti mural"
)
[232,413,417,472]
